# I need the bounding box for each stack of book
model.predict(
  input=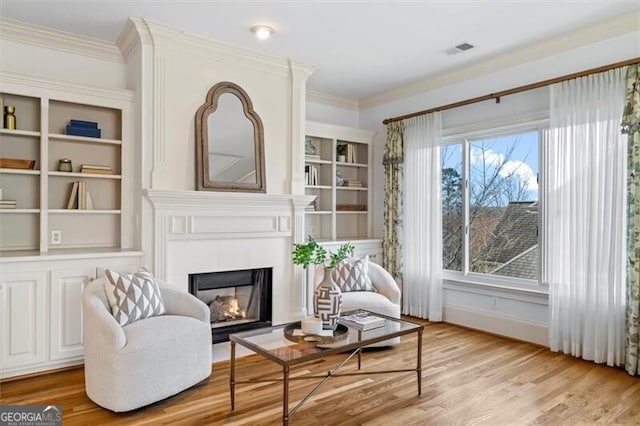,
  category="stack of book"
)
[338,312,386,331]
[80,164,113,175]
[0,200,17,209]
[346,144,357,163]
[305,165,319,186]
[345,180,363,188]
[66,119,102,138]
[66,181,94,210]
[305,154,321,161]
